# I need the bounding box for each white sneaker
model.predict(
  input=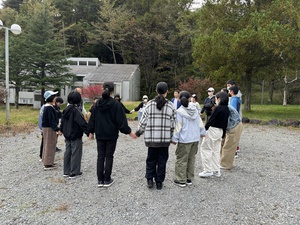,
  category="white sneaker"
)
[198,171,213,178]
[213,171,221,177]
